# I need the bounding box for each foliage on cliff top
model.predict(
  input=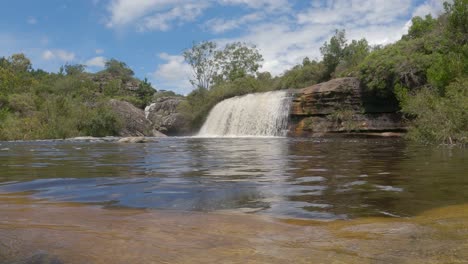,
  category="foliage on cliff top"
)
[359,0,467,145]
